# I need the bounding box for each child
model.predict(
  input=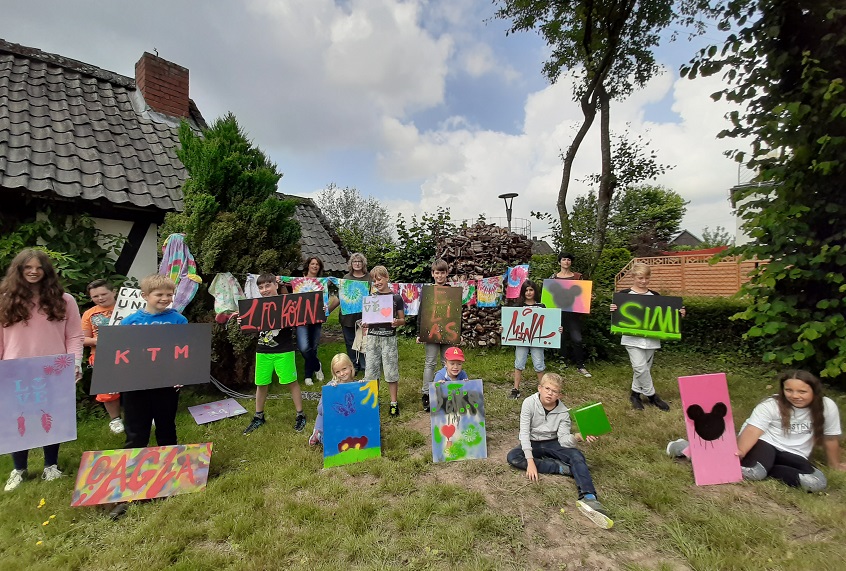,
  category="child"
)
[309,353,356,446]
[420,259,453,410]
[504,280,558,399]
[550,252,591,378]
[363,266,405,417]
[120,275,187,450]
[506,373,613,529]
[2,249,83,492]
[242,273,306,434]
[610,263,683,411]
[81,279,123,434]
[433,346,469,383]
[668,370,844,490]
